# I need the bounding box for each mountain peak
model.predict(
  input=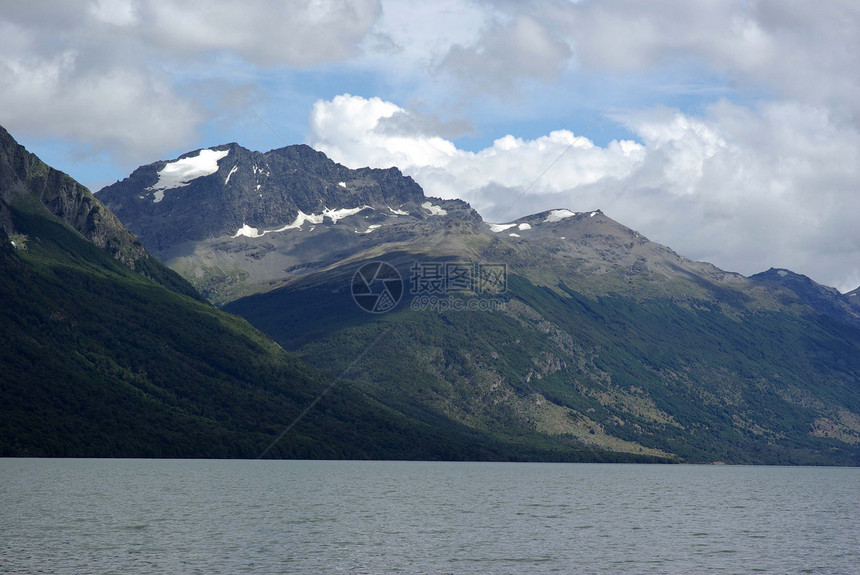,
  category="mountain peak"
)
[96,141,483,301]
[97,143,438,257]
[750,267,860,328]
